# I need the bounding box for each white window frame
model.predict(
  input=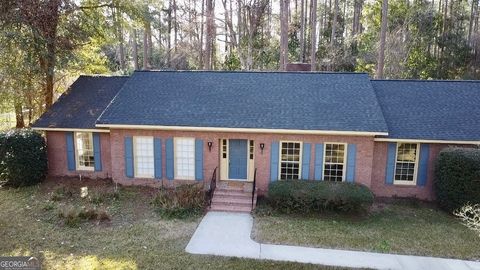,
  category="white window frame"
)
[322,142,347,182]
[278,141,303,180]
[393,143,420,186]
[174,137,196,180]
[133,136,155,178]
[74,132,95,171]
